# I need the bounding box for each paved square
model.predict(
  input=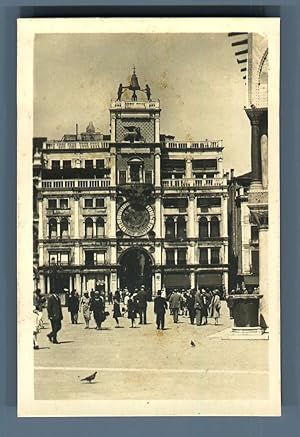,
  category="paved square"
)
[34,302,269,400]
